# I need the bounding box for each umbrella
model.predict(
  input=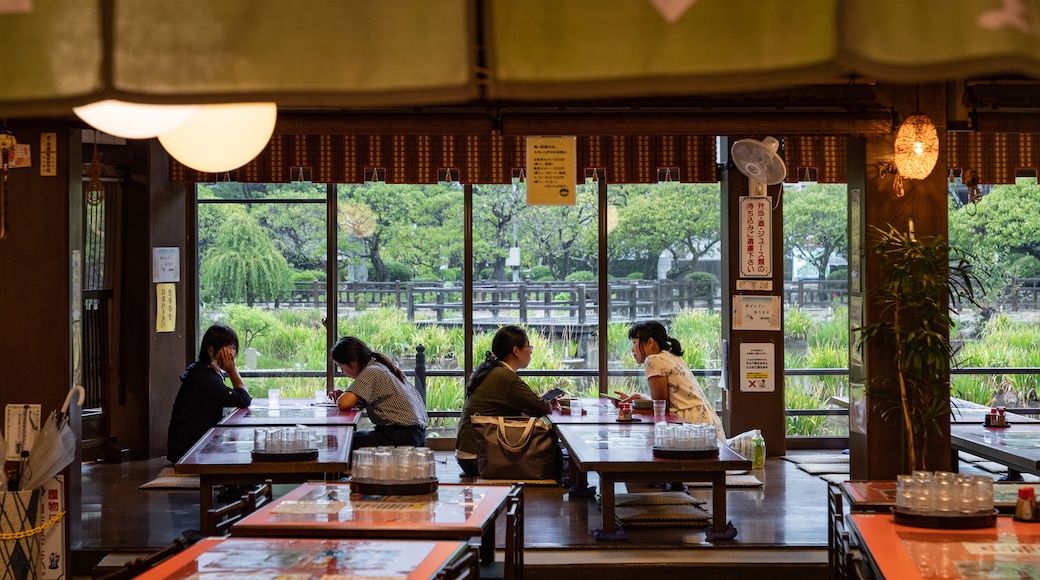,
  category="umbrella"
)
[20,386,84,491]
